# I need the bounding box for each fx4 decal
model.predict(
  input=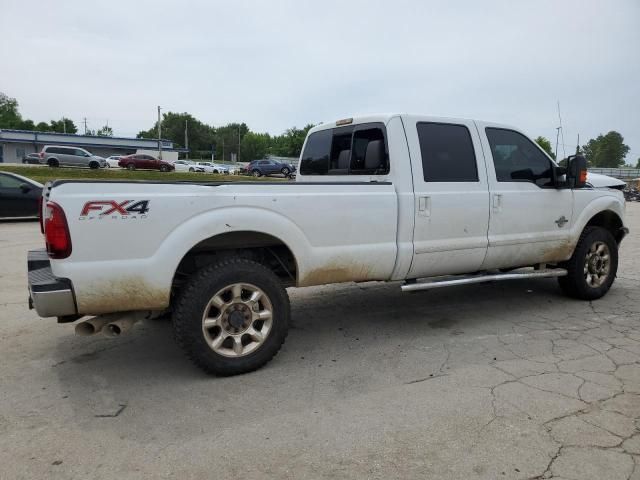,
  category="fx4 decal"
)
[80,200,150,219]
